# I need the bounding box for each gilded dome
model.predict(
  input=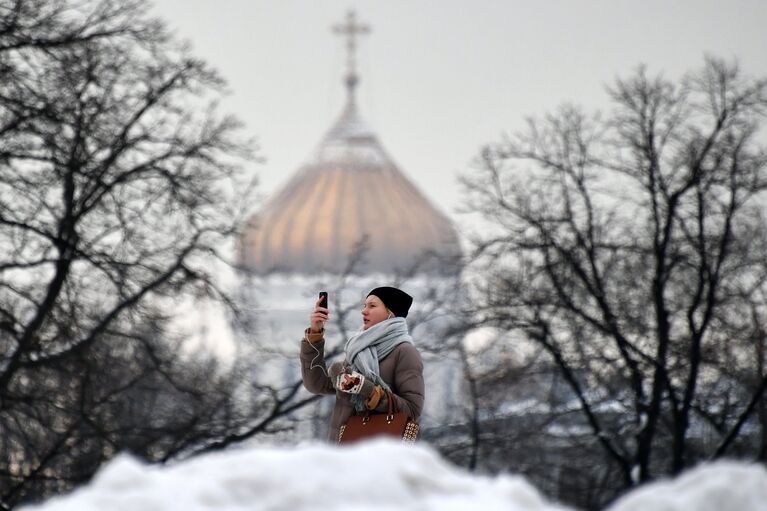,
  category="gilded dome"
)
[239,99,461,275]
